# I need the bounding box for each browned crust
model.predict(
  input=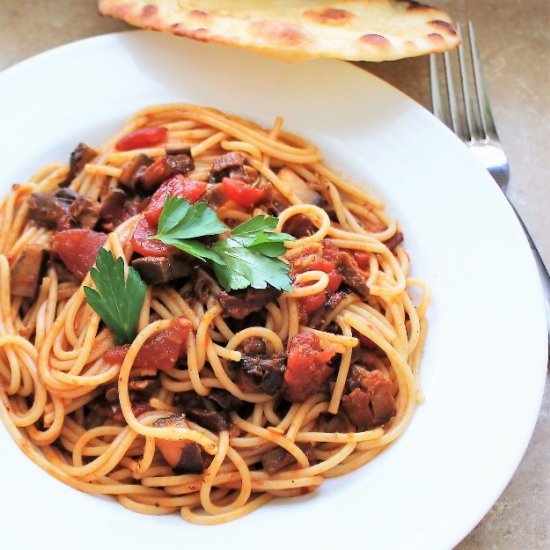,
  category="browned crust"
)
[97,0,460,62]
[141,4,157,19]
[429,19,457,35]
[188,9,208,19]
[303,8,354,25]
[405,1,438,12]
[359,34,391,47]
[250,20,311,47]
[170,24,214,42]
